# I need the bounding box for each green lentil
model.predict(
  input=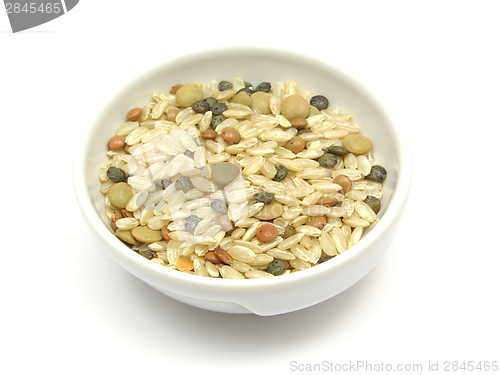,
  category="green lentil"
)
[318,153,338,167]
[211,102,228,116]
[327,145,349,157]
[211,199,228,214]
[107,167,127,183]
[318,255,336,263]
[365,165,387,183]
[266,259,288,276]
[185,215,202,232]
[272,166,288,182]
[253,192,274,204]
[363,195,381,214]
[204,97,218,109]
[192,100,211,113]
[139,250,156,260]
[284,225,296,239]
[175,176,193,193]
[255,82,271,92]
[211,114,226,129]
[310,95,329,110]
[218,80,233,91]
